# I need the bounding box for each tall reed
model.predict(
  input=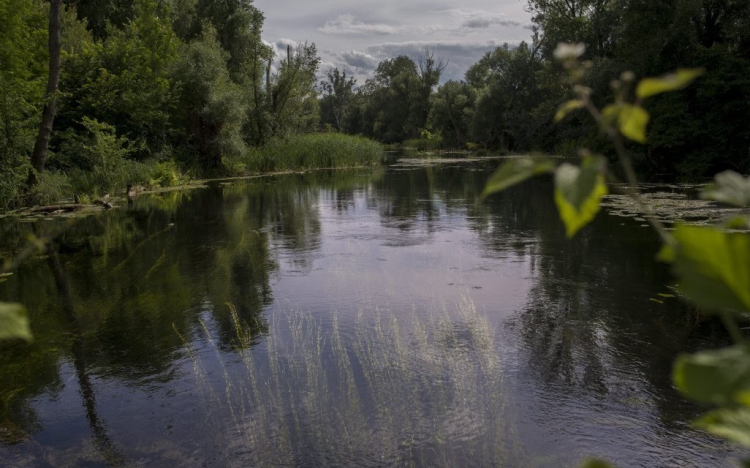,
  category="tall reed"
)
[239,134,384,174]
[182,298,517,466]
